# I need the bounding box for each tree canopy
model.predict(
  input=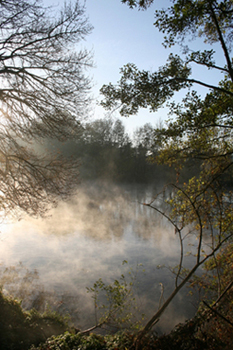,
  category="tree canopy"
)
[0,0,92,219]
[101,0,233,347]
[101,0,233,171]
[102,0,233,116]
